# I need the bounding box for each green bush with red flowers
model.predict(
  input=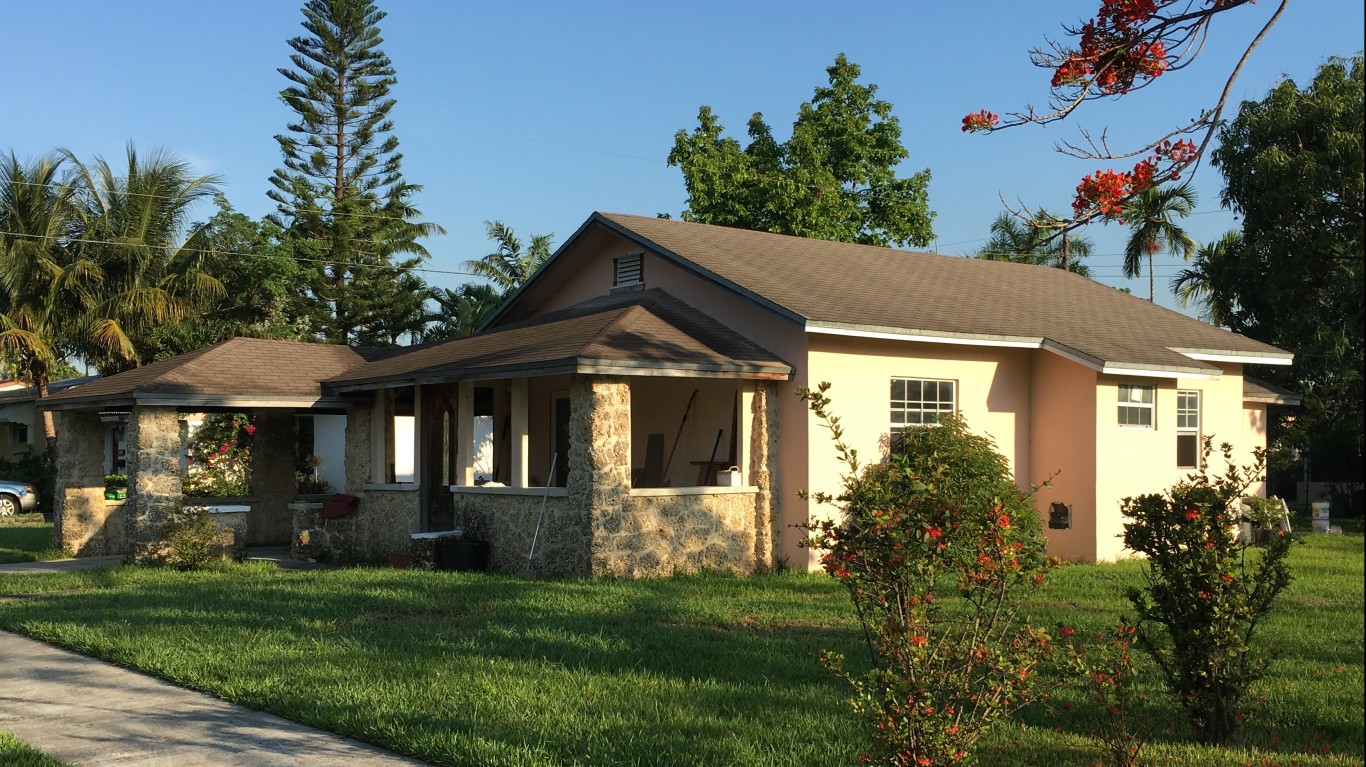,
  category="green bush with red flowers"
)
[798,383,1052,767]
